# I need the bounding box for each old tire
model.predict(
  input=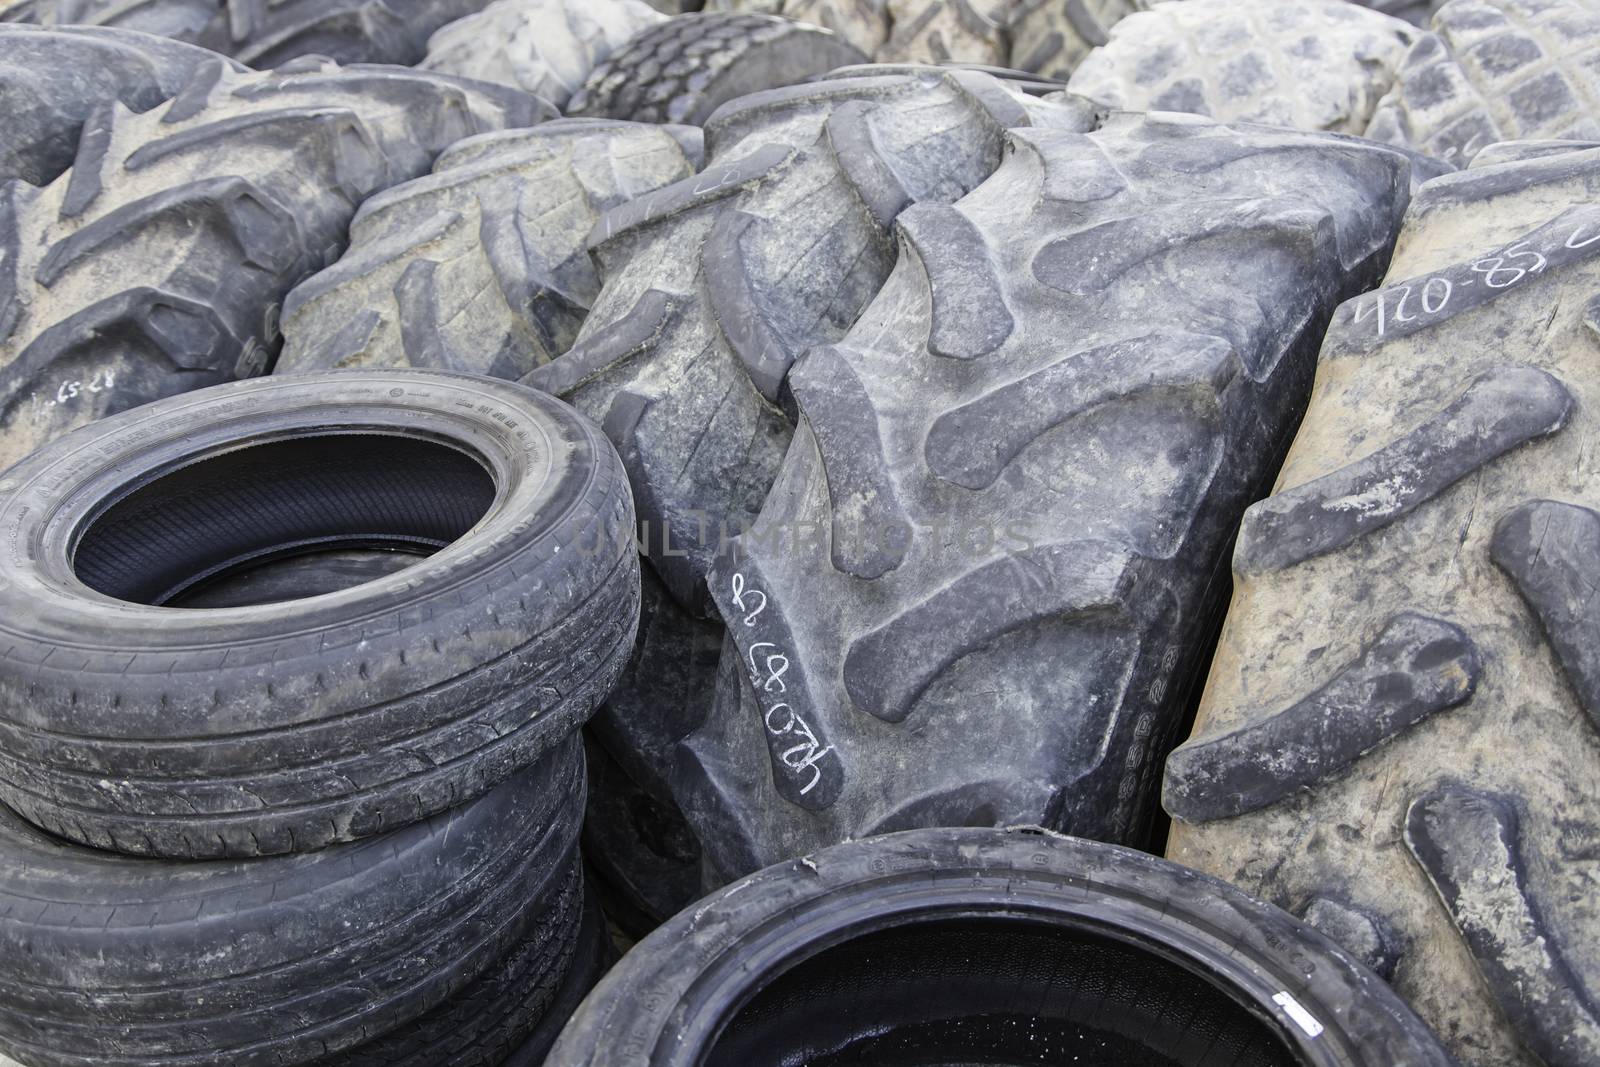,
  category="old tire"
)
[566,13,868,125]
[0,370,638,859]
[0,24,244,187]
[1007,0,1147,81]
[672,112,1412,884]
[0,736,585,1067]
[0,59,547,469]
[275,119,701,380]
[546,827,1455,1067]
[18,0,216,39]
[1164,144,1600,1067]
